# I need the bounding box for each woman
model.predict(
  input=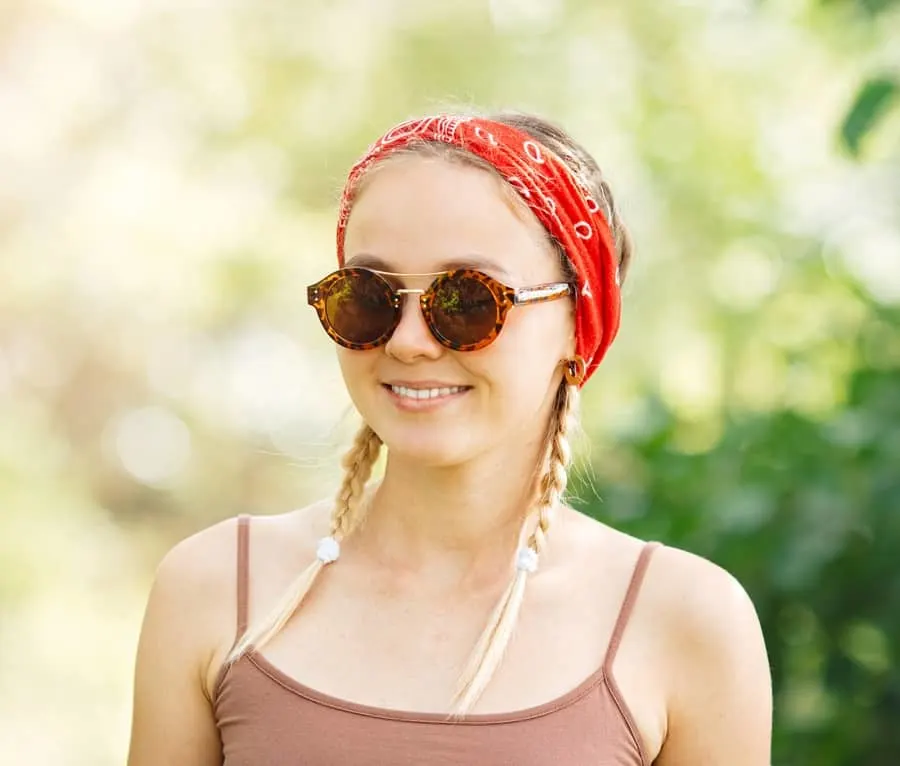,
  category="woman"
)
[128,112,772,765]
